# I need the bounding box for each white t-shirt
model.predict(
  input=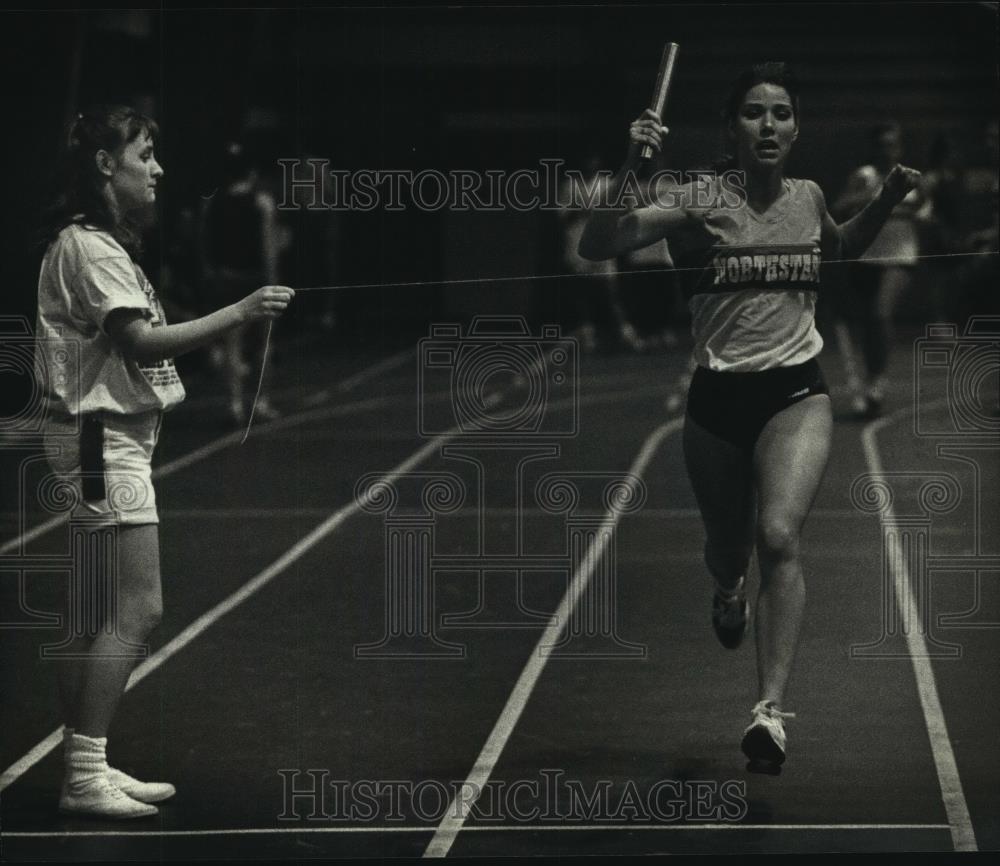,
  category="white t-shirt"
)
[35,223,186,416]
